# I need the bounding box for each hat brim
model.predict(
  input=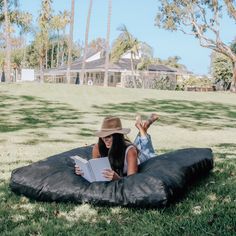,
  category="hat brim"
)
[95,128,131,138]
